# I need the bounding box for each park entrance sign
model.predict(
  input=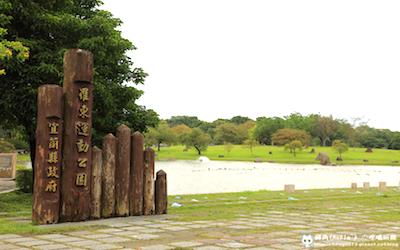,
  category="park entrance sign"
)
[32,49,167,225]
